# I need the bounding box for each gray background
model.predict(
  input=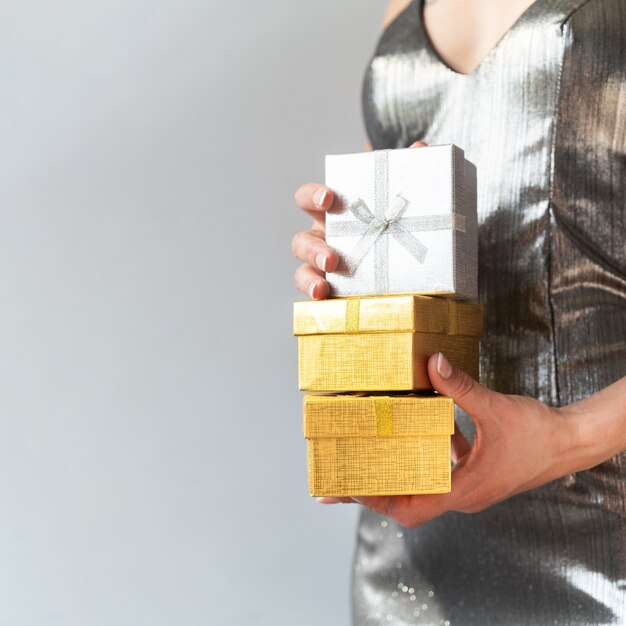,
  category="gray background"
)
[0,1,384,625]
